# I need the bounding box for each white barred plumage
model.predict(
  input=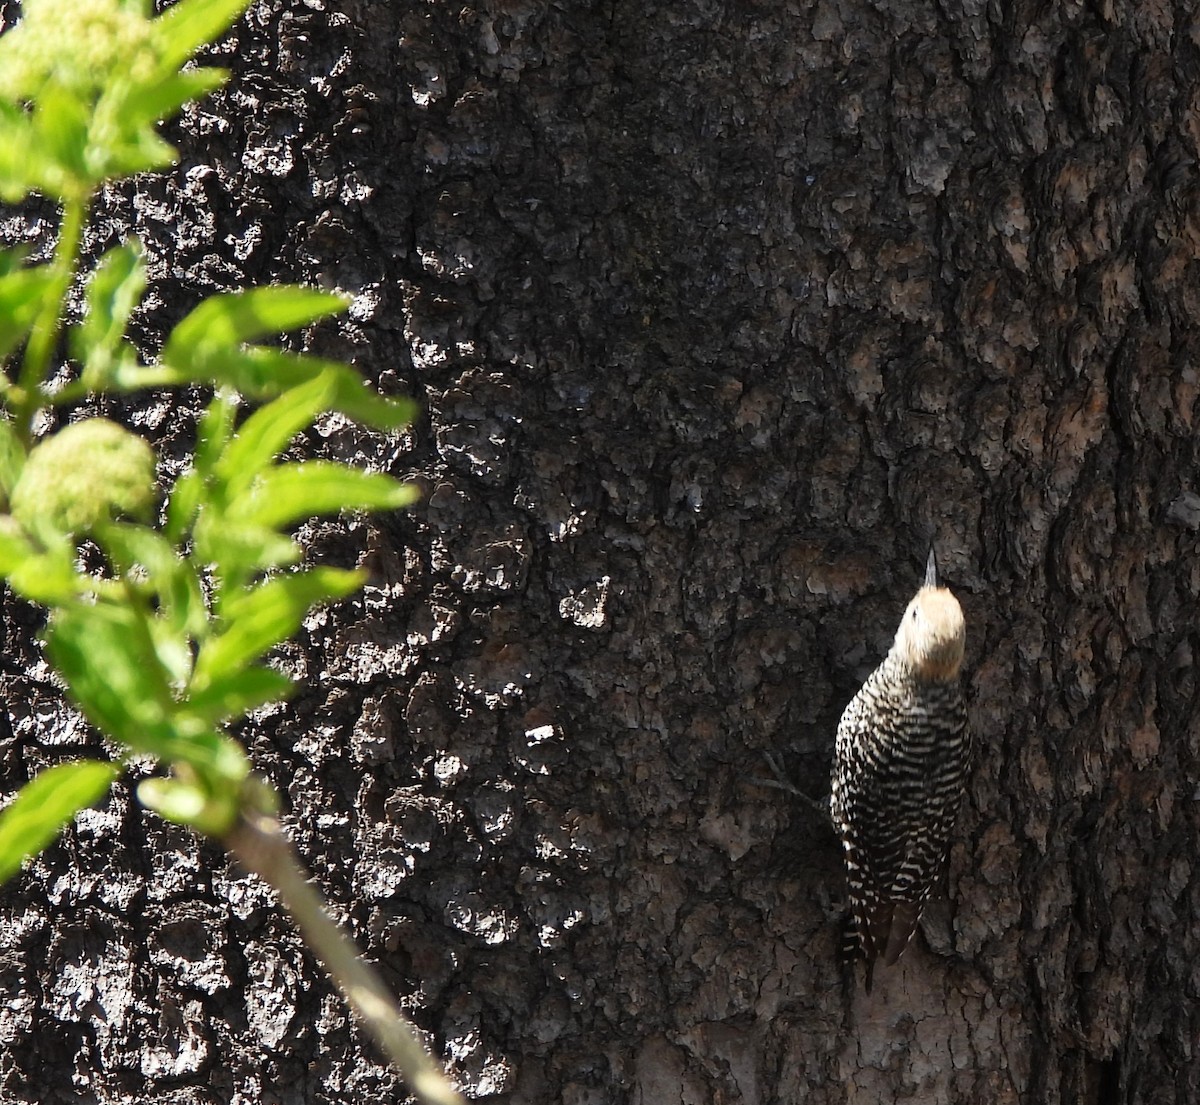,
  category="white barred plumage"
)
[829,550,970,992]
